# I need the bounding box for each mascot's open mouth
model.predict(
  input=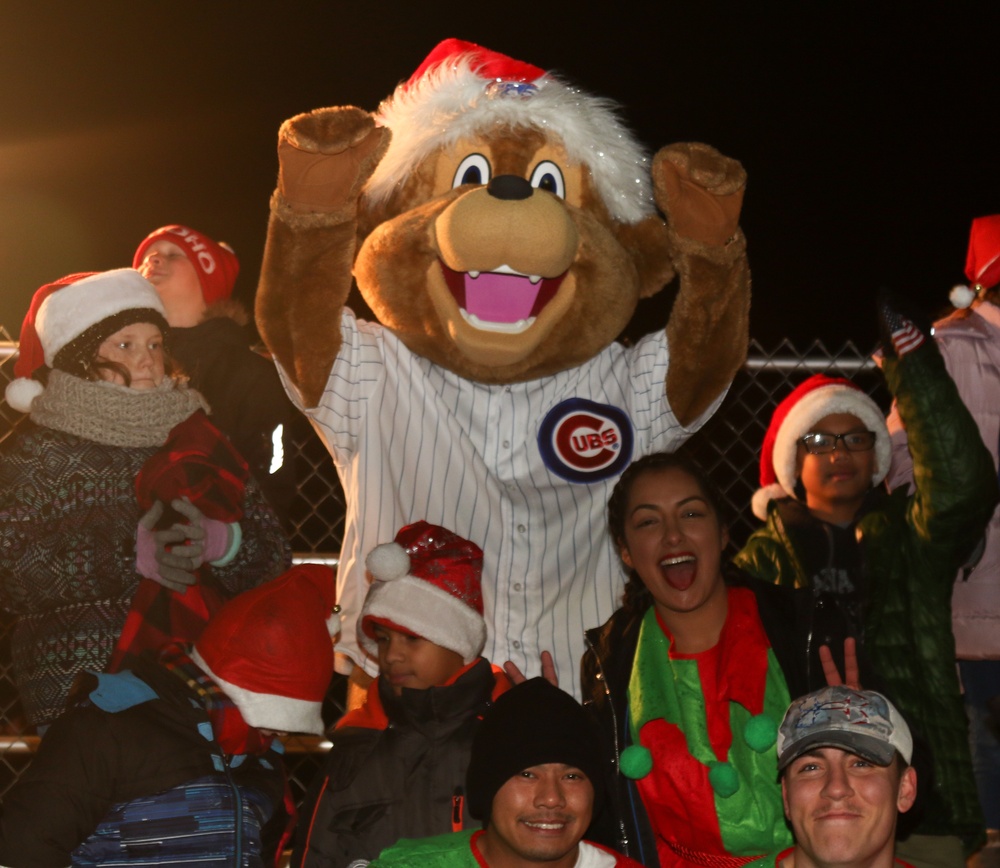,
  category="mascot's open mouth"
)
[441,262,566,334]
